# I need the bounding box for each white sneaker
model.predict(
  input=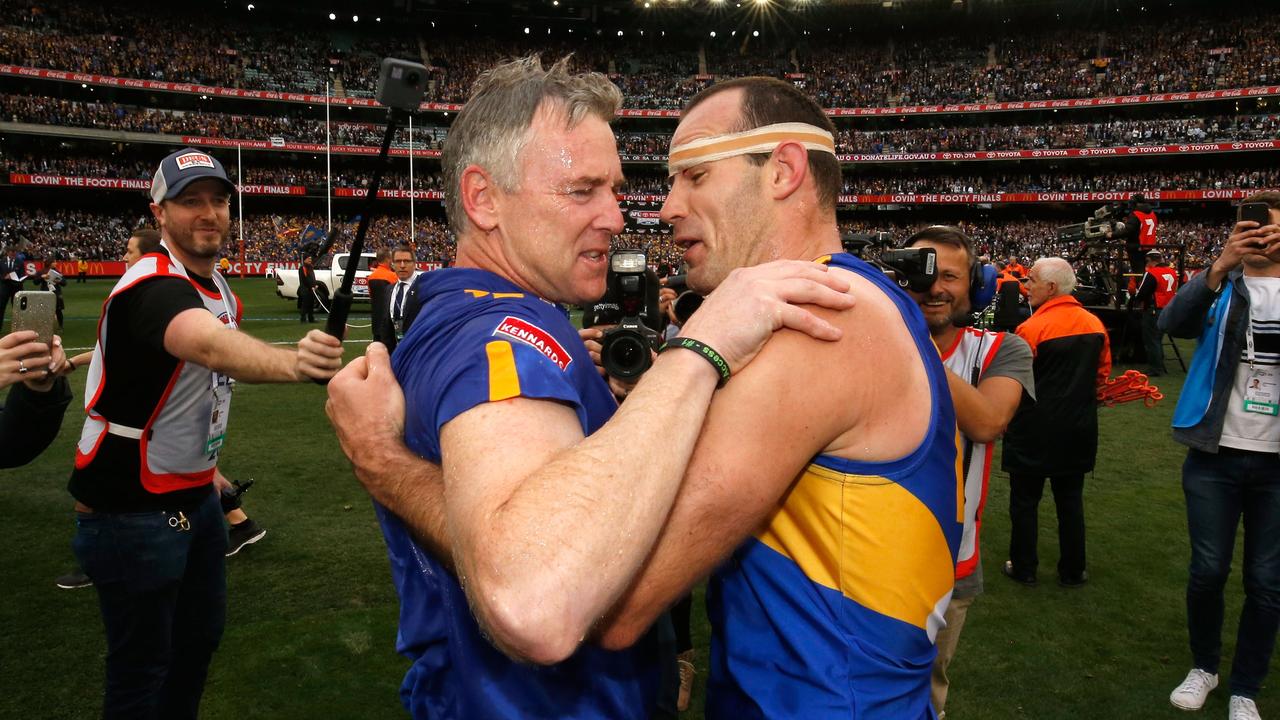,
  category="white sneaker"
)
[1171,668,1219,711]
[1230,696,1261,720]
